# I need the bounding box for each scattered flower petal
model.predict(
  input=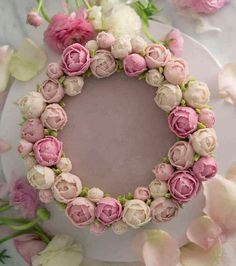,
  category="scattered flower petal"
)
[0,139,11,154]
